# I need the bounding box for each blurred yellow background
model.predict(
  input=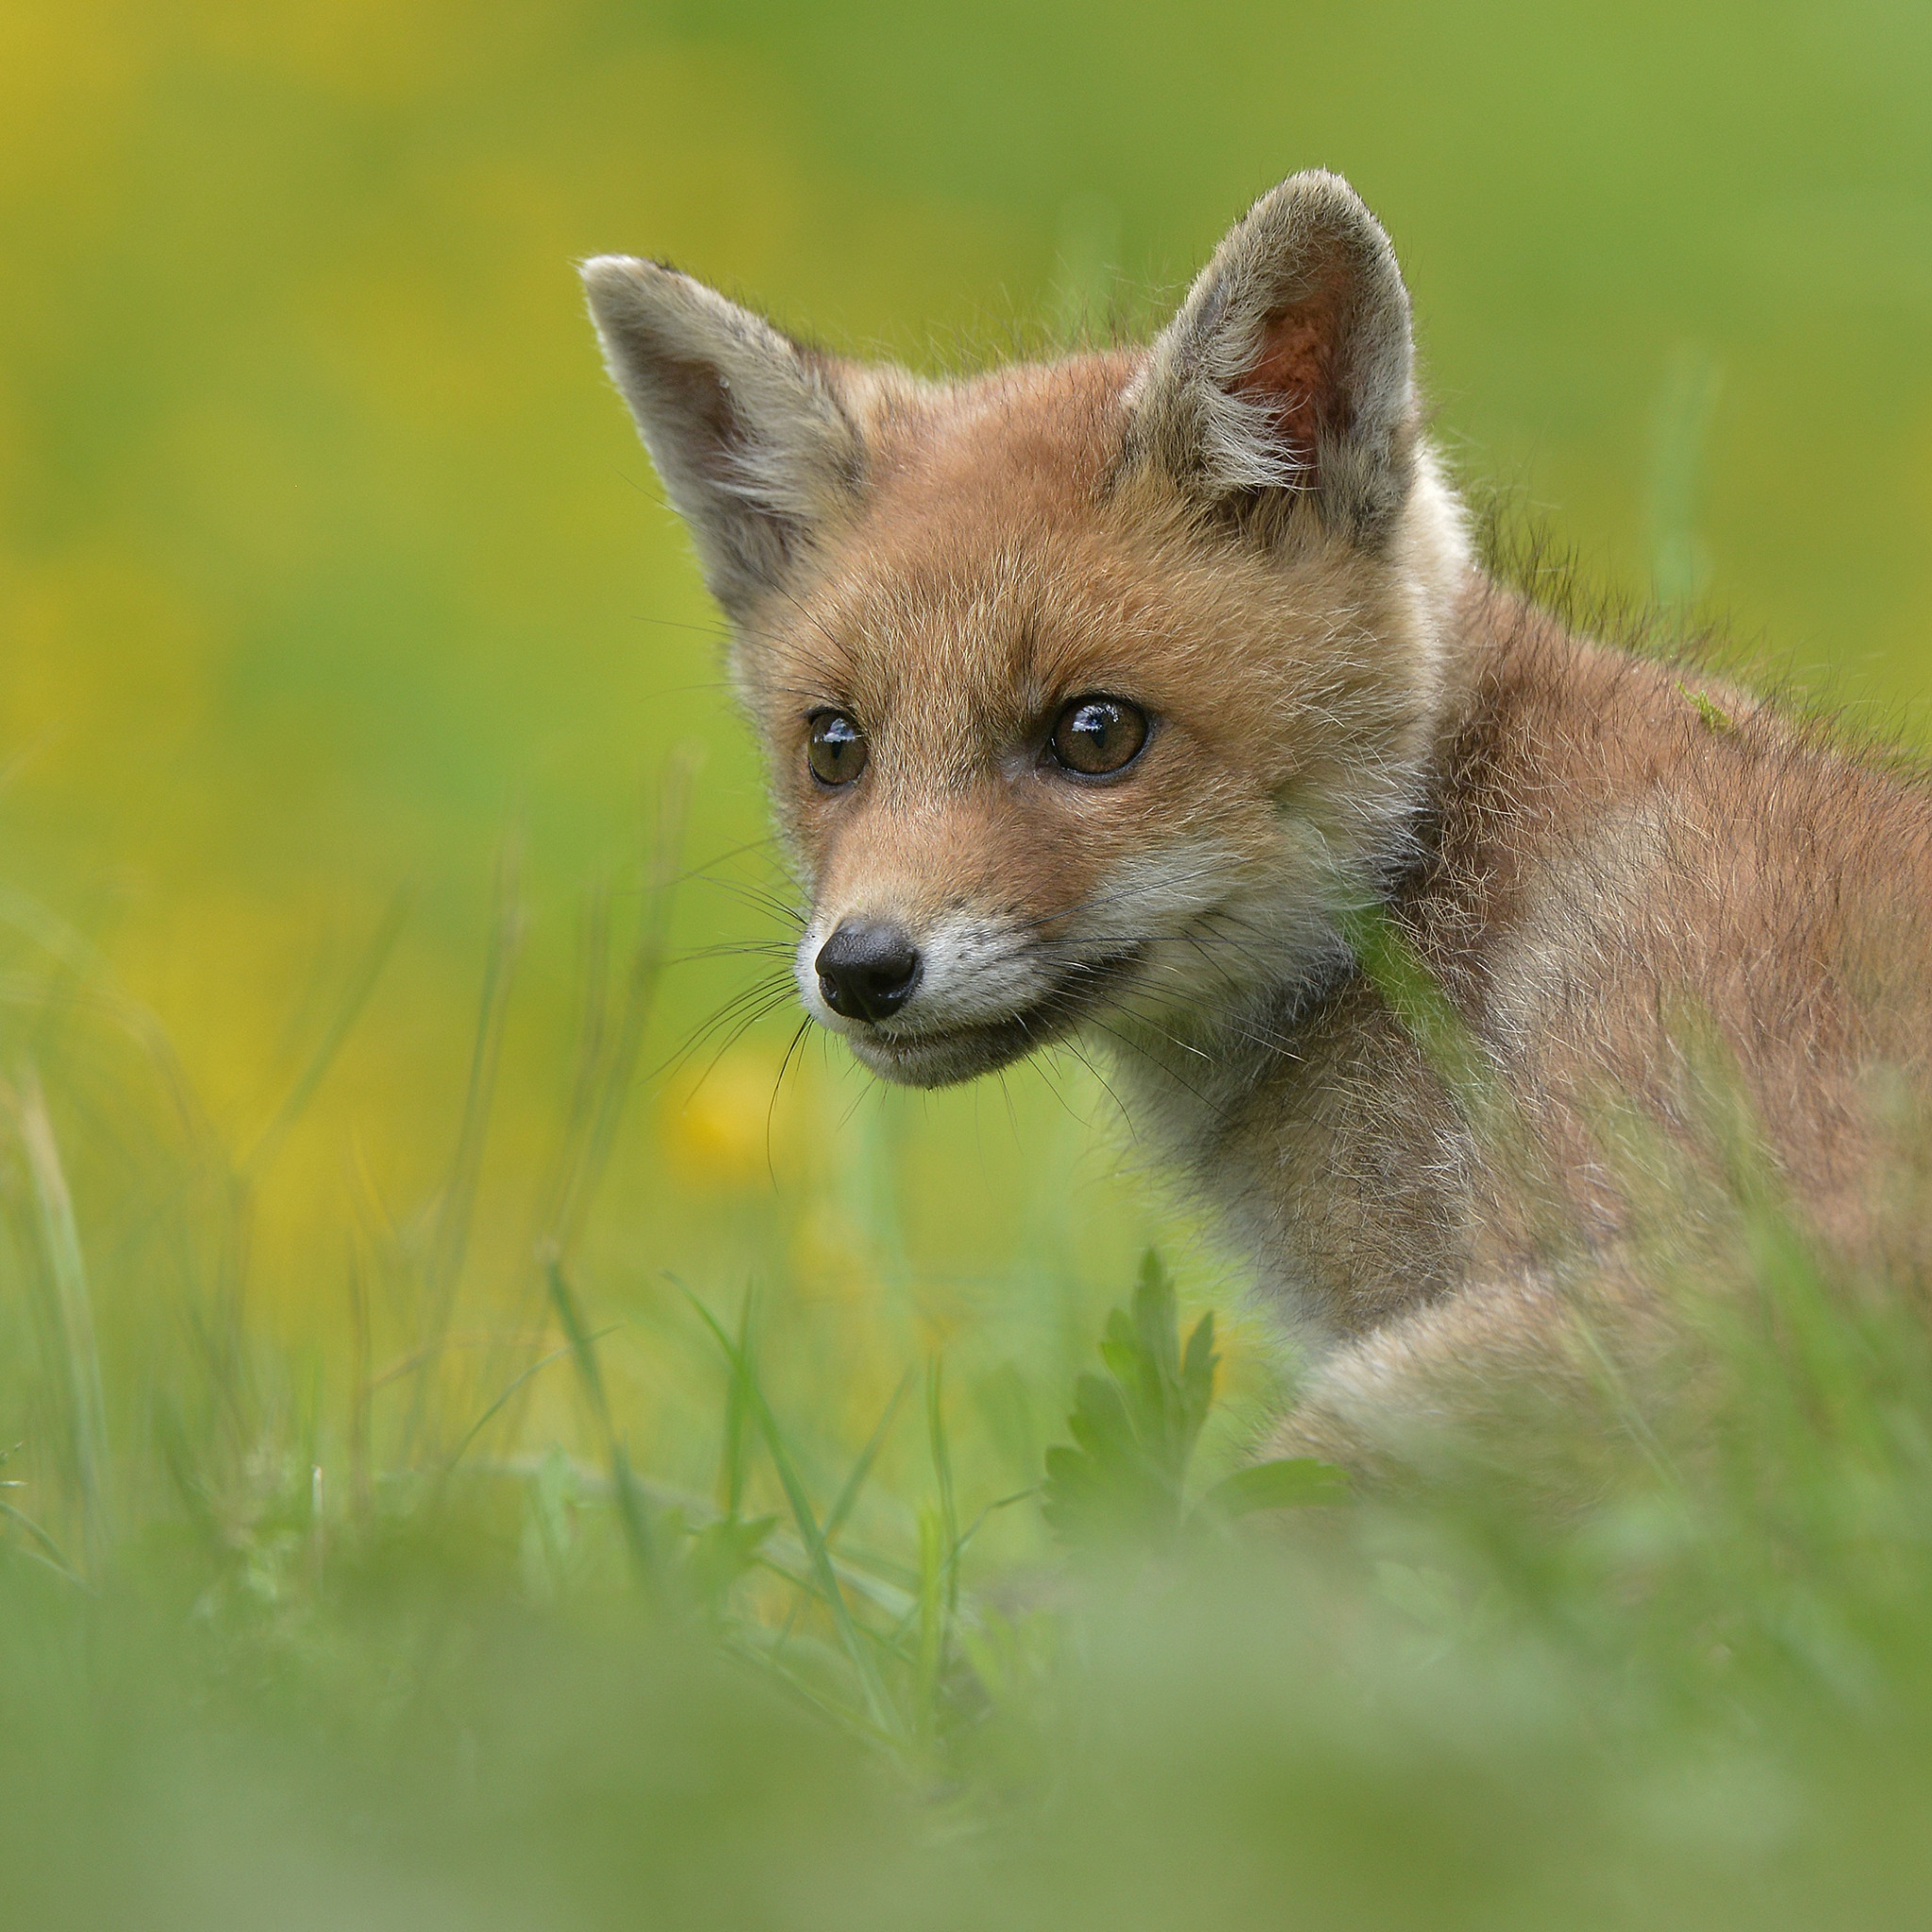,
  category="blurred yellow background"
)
[4,0,1930,1509]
